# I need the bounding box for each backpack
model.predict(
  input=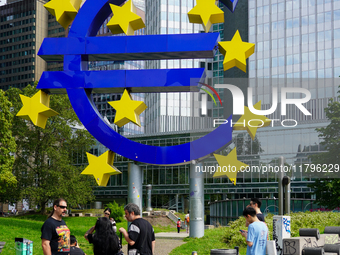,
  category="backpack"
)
[186,216,190,223]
